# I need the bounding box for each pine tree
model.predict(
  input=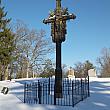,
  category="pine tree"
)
[0,0,15,80]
